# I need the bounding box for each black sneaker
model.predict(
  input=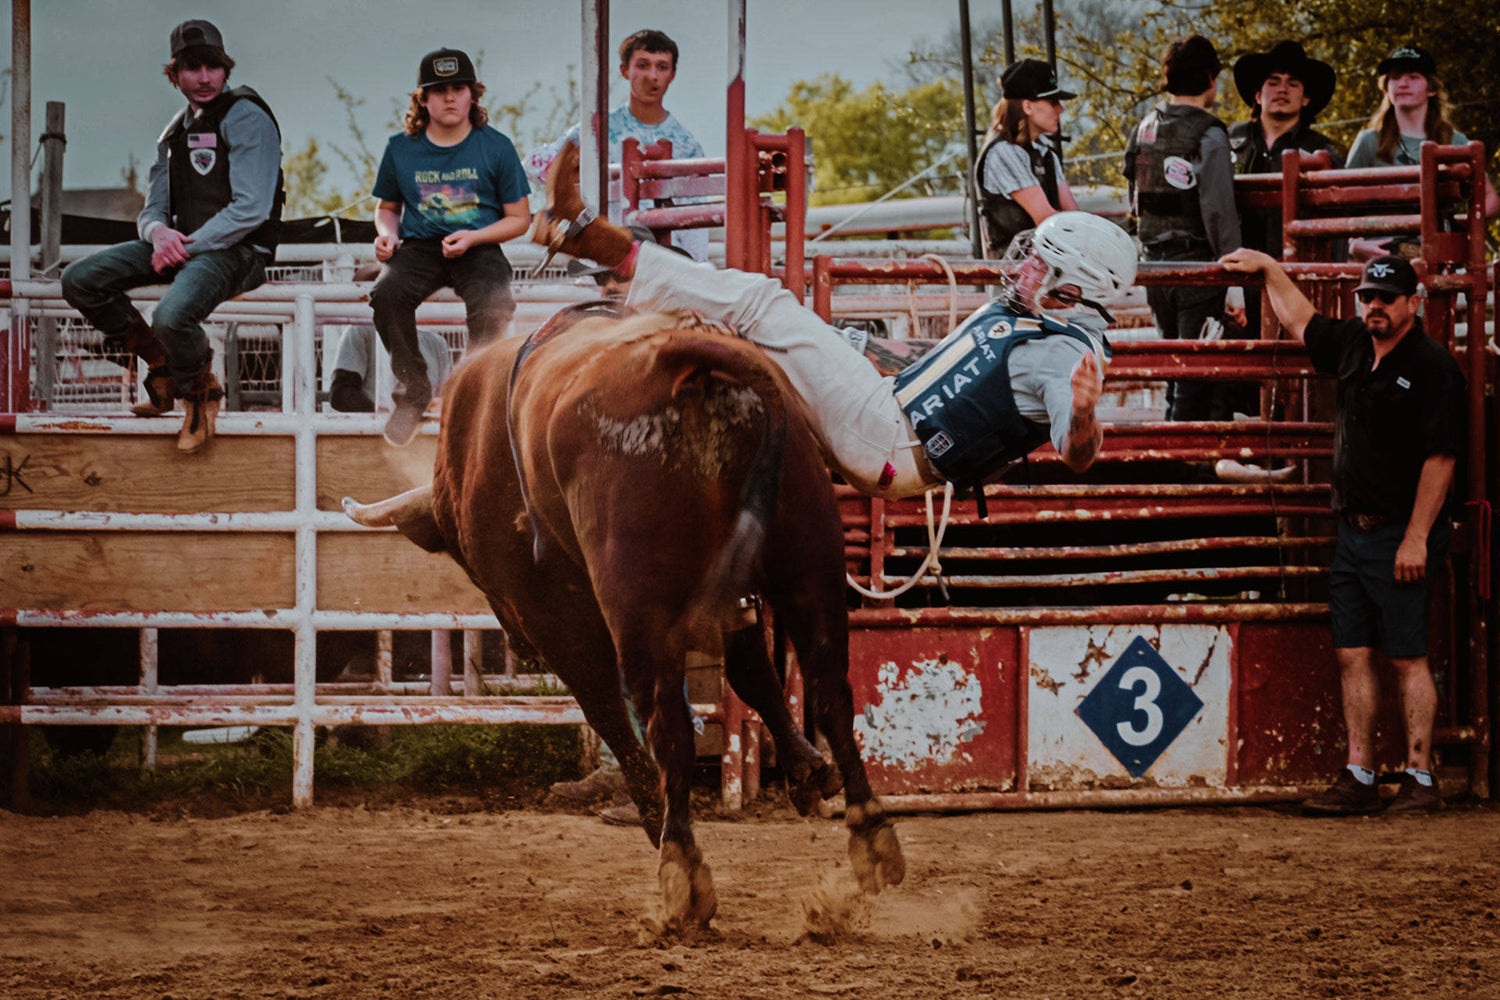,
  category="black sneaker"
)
[1385,773,1443,814]
[1302,770,1383,816]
